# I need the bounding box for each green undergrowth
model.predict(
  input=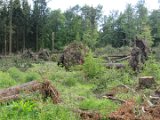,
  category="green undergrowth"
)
[0,54,160,119]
